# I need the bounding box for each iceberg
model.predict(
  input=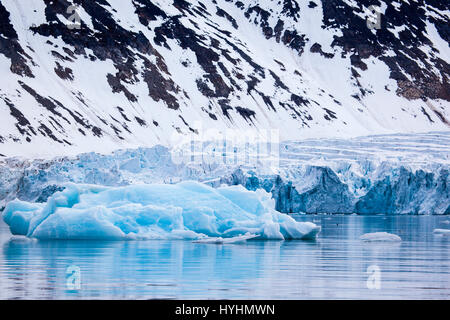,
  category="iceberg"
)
[359,232,402,242]
[2,181,320,240]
